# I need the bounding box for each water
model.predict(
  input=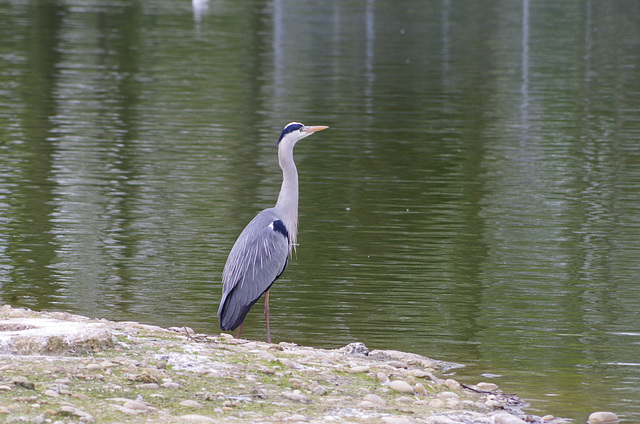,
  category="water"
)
[2,0,640,421]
